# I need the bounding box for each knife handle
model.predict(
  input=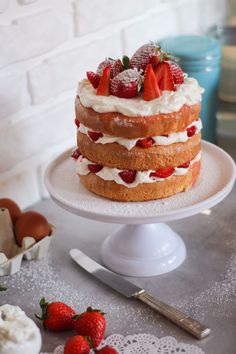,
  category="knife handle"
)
[136,291,211,339]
